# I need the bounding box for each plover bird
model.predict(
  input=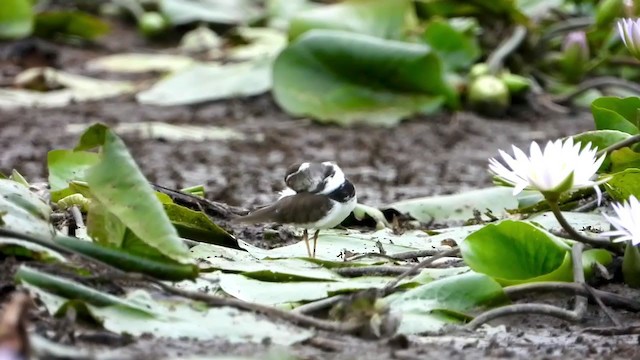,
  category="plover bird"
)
[233,162,357,258]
